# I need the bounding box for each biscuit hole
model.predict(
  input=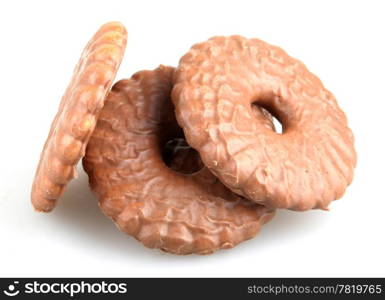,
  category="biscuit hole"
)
[161,138,204,174]
[251,103,283,134]
[272,116,283,134]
